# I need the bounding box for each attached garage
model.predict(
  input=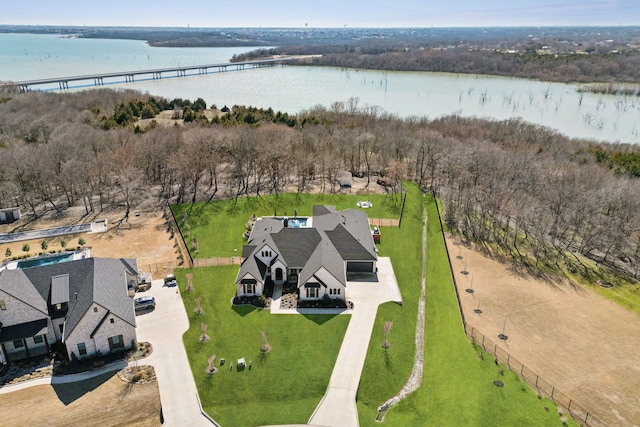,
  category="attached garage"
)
[346,261,375,273]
